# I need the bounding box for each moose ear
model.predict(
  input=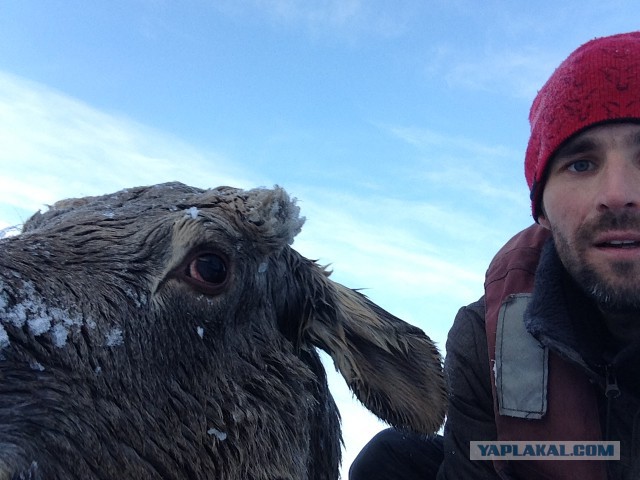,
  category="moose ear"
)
[280,252,446,434]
